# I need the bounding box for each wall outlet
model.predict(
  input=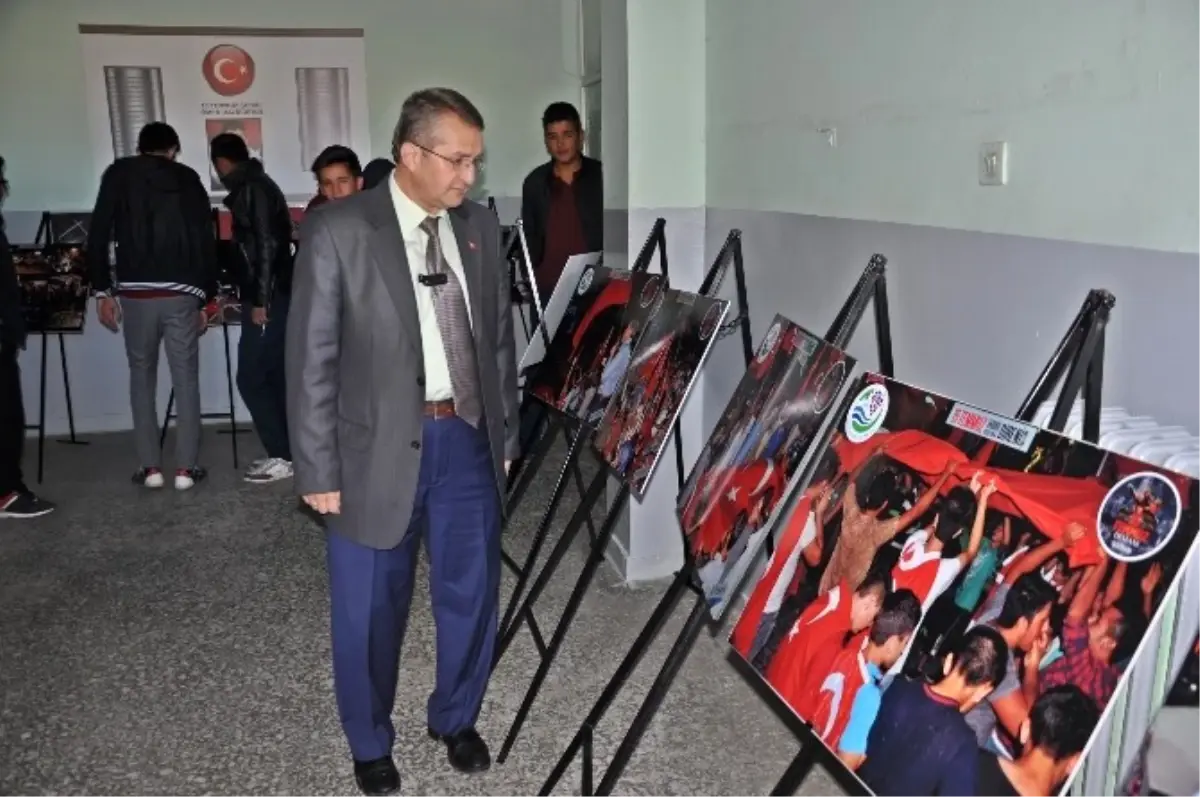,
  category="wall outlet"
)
[979,141,1008,186]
